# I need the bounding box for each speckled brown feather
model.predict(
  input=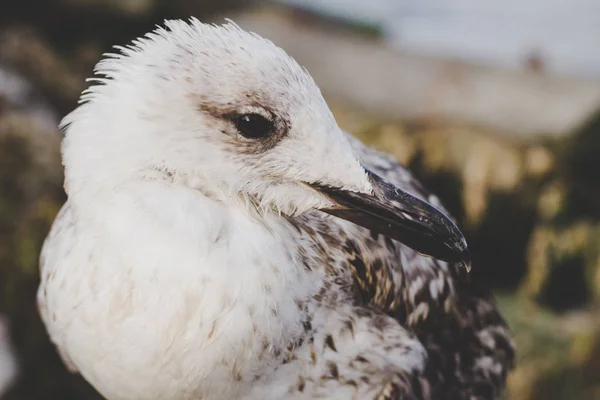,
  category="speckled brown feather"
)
[288,135,515,399]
